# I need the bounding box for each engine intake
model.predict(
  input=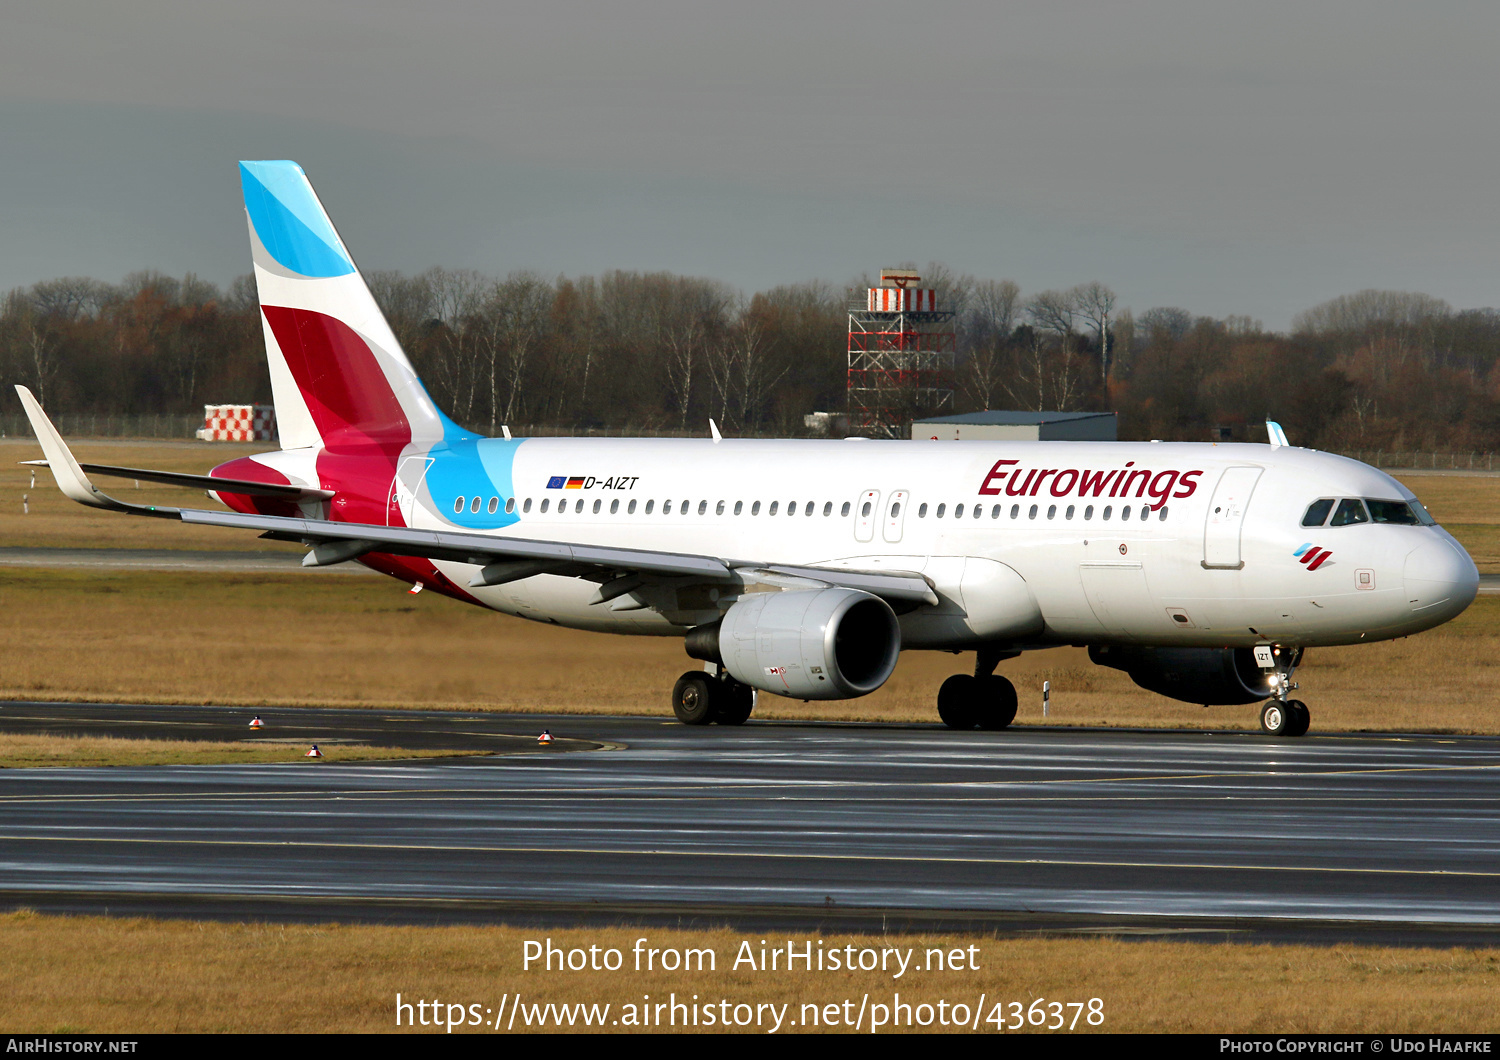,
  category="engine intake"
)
[687,587,901,700]
[1088,645,1275,705]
